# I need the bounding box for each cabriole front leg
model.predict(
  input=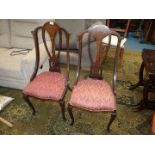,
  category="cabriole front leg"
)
[59,100,66,121]
[23,94,36,115]
[67,104,74,125]
[107,110,117,132]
